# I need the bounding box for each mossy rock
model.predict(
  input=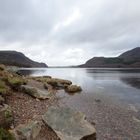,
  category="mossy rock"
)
[46,78,72,89]
[0,128,15,140]
[0,104,14,129]
[8,77,25,85]
[28,76,51,83]
[30,76,72,86]
[46,79,58,87]
[50,78,72,85]
[8,77,27,90]
[65,85,82,93]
